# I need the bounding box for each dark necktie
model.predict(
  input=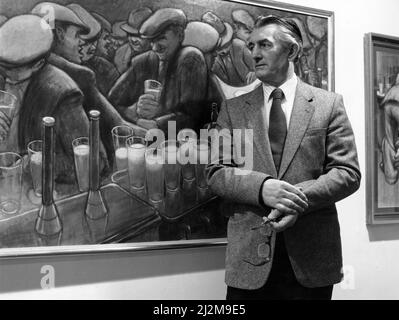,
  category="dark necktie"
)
[269,88,287,173]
